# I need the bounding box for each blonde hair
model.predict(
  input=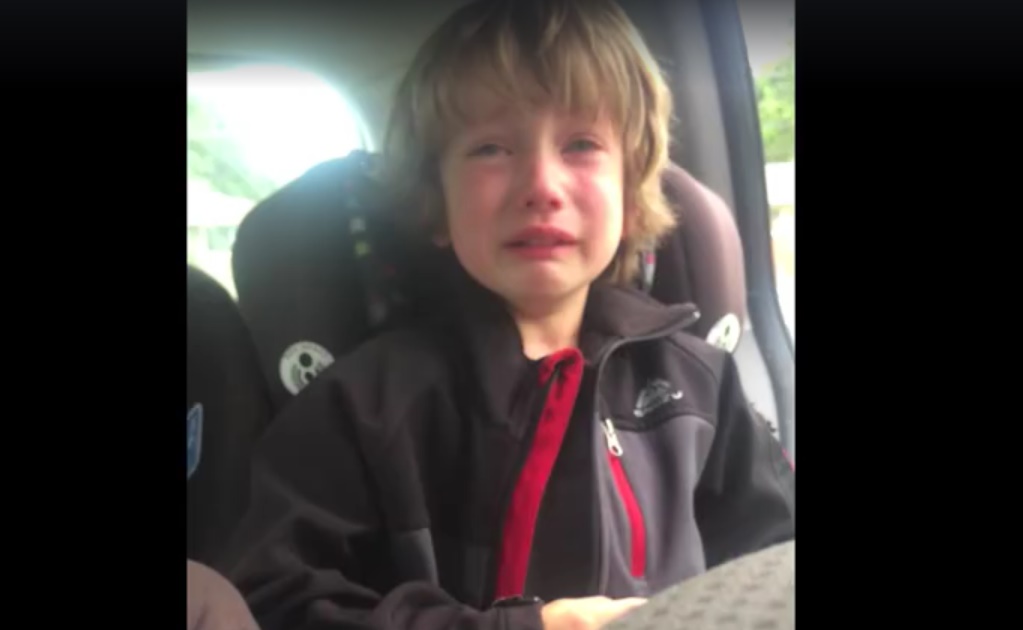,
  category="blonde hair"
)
[382,0,677,285]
